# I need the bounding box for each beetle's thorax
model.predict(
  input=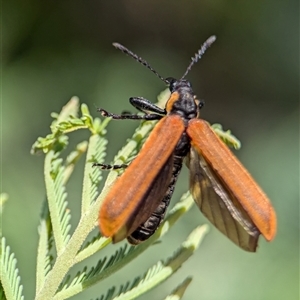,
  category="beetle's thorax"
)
[166,78,198,121]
